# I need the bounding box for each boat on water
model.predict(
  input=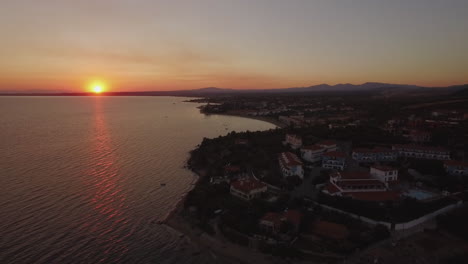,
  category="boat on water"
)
[160,183,166,186]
